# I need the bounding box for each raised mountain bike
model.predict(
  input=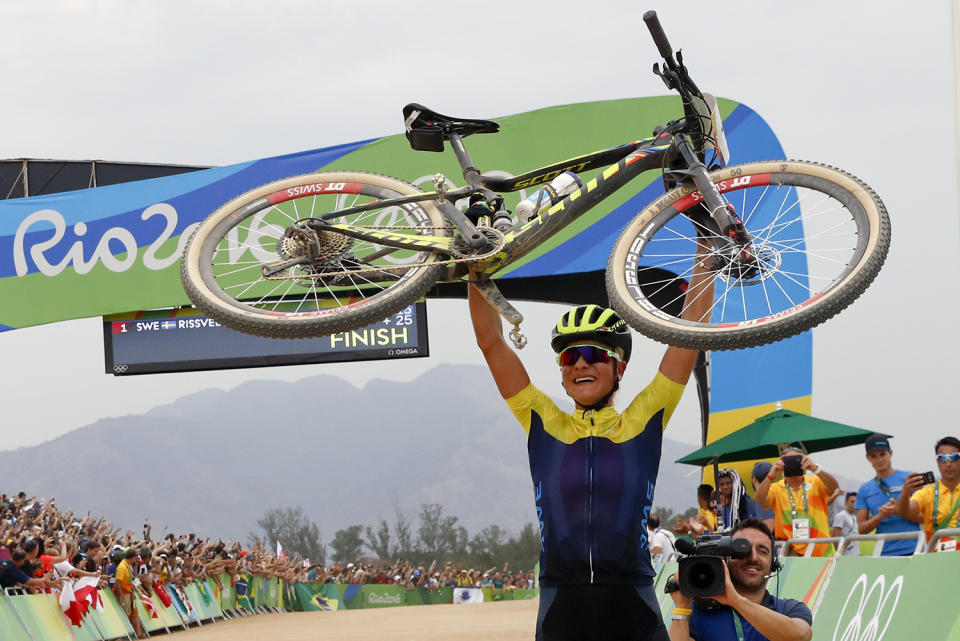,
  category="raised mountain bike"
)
[180,11,889,351]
